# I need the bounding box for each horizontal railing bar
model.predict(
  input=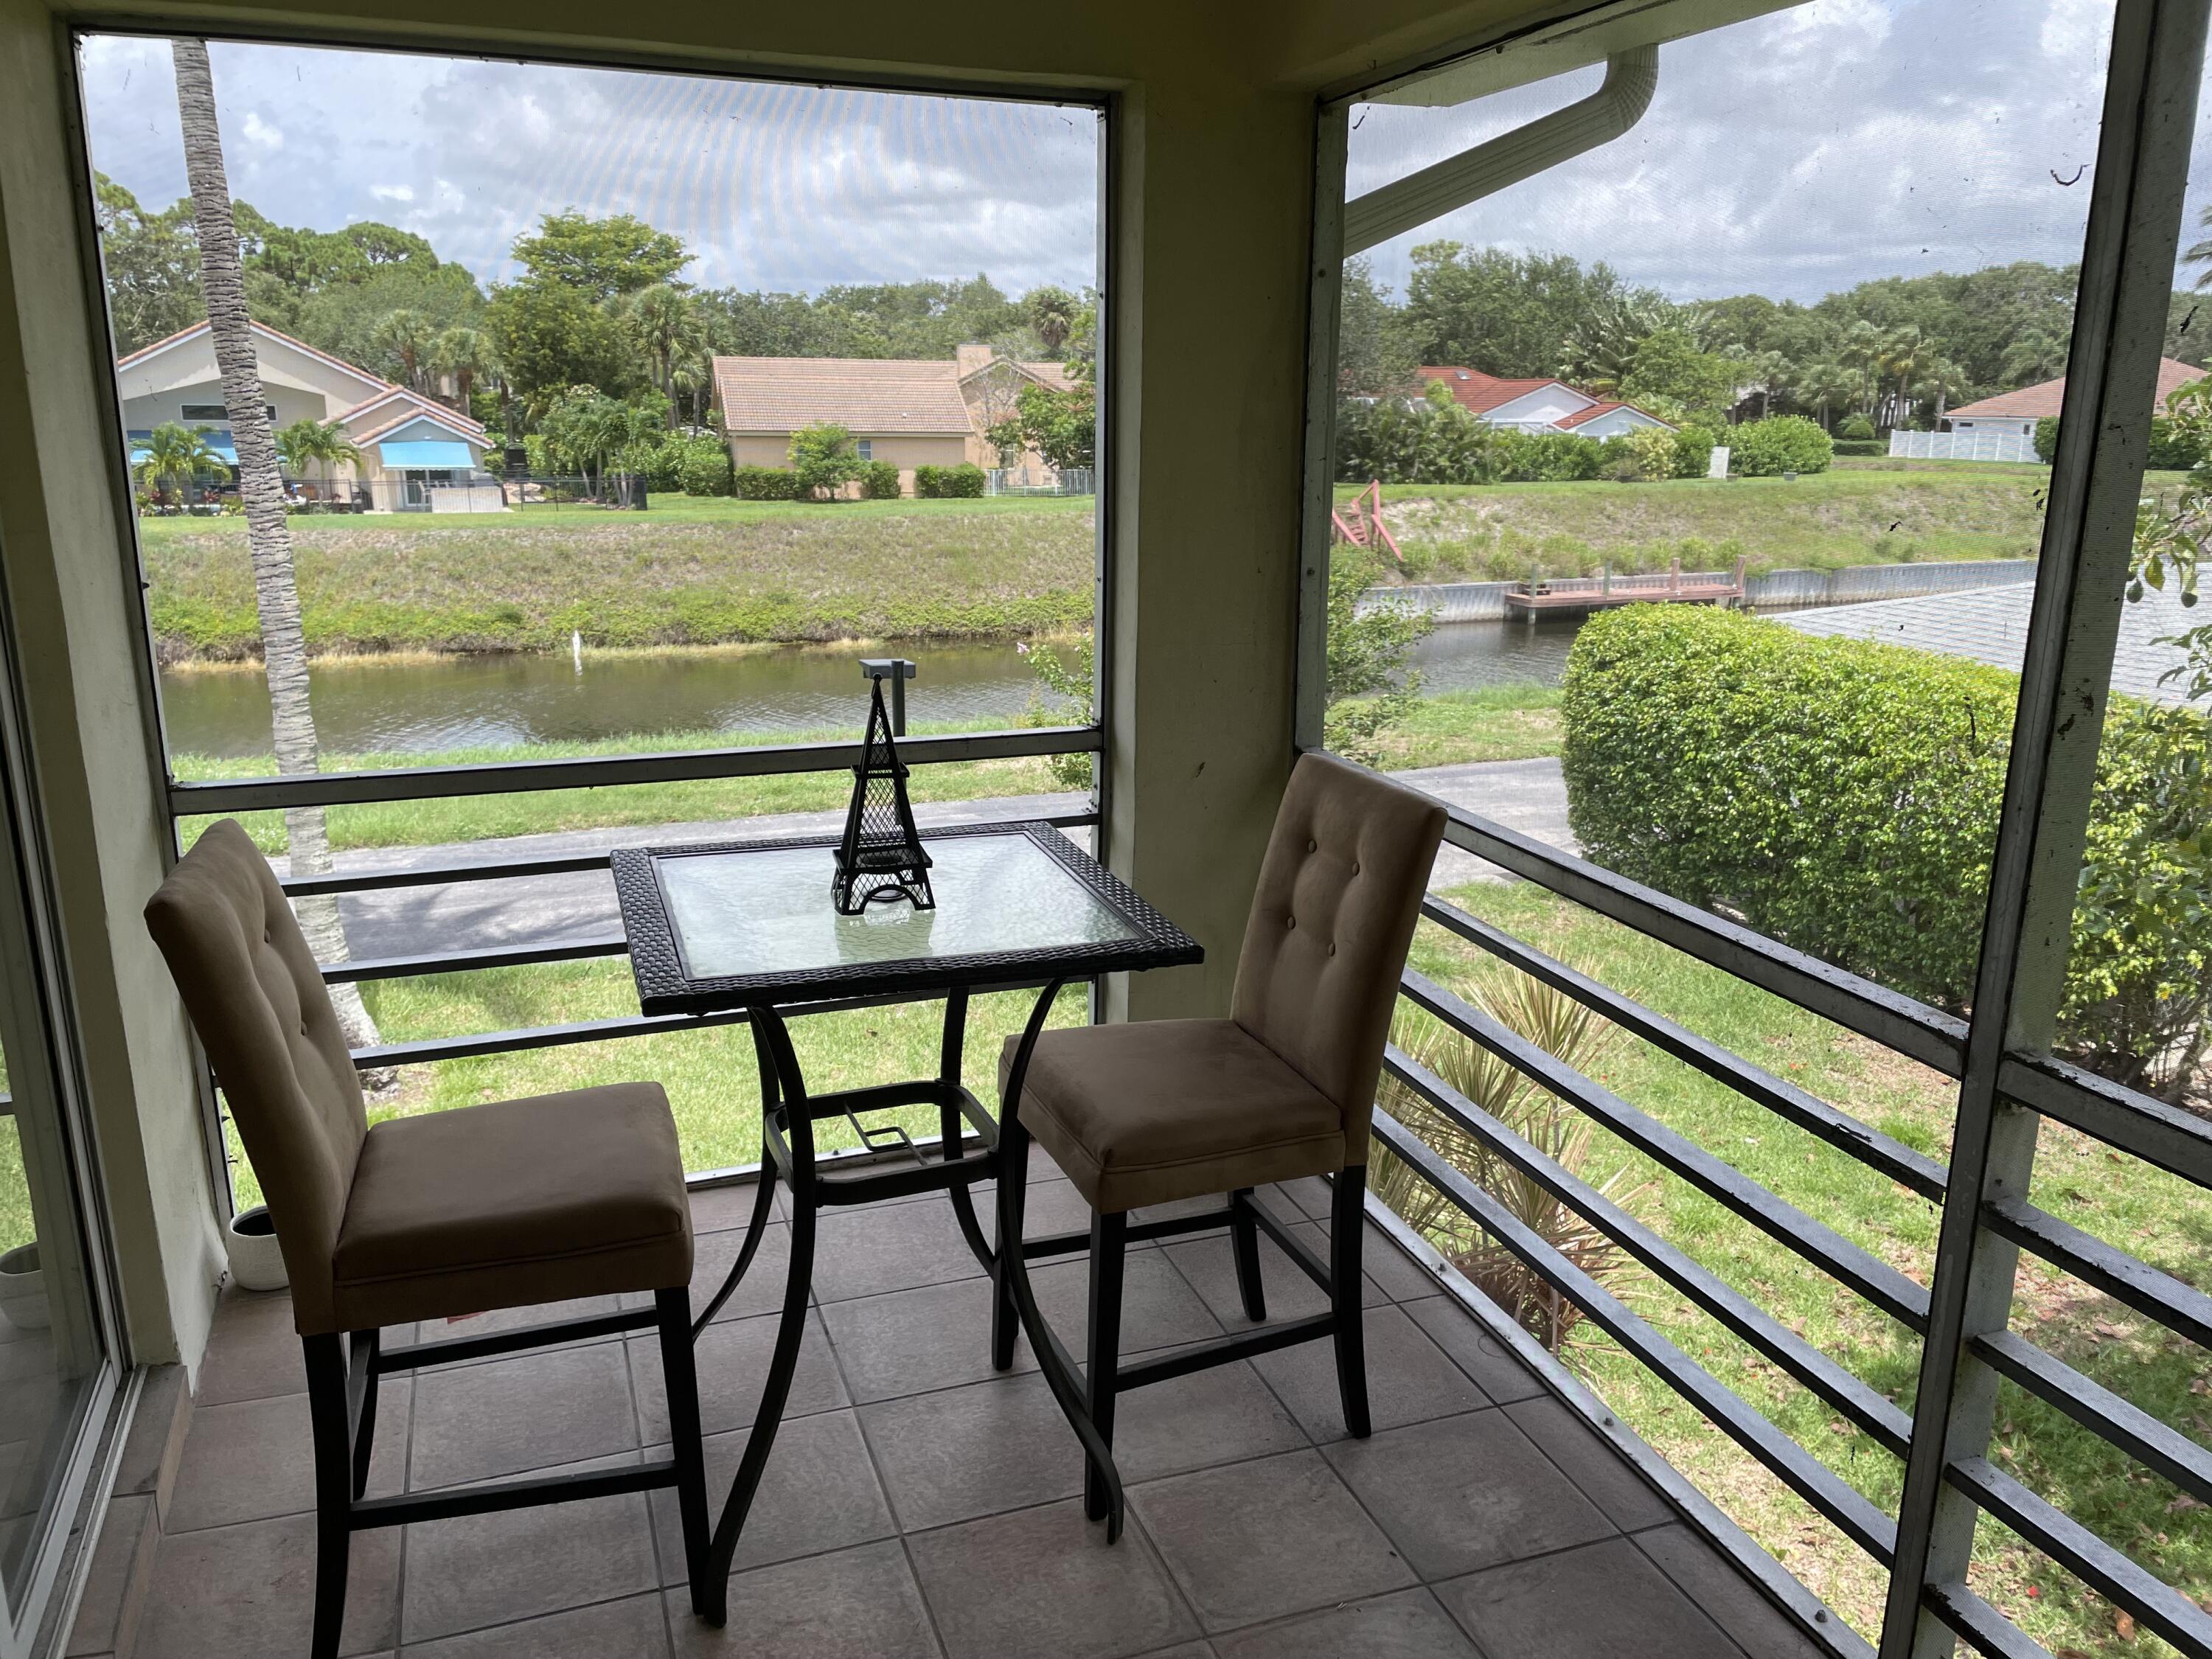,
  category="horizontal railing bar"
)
[347,976,1057,1070]
[283,852,613,897]
[1983,1197,2212,1351]
[1383,1046,1913,1456]
[1399,967,1931,1332]
[1947,1457,2212,1659]
[324,935,630,983]
[1425,796,1969,1077]
[277,808,1101,900]
[1371,1108,1899,1564]
[173,724,1101,813]
[1972,1330,2212,1509]
[1997,1051,2212,1191]
[1419,896,1950,1203]
[1923,1580,2053,1659]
